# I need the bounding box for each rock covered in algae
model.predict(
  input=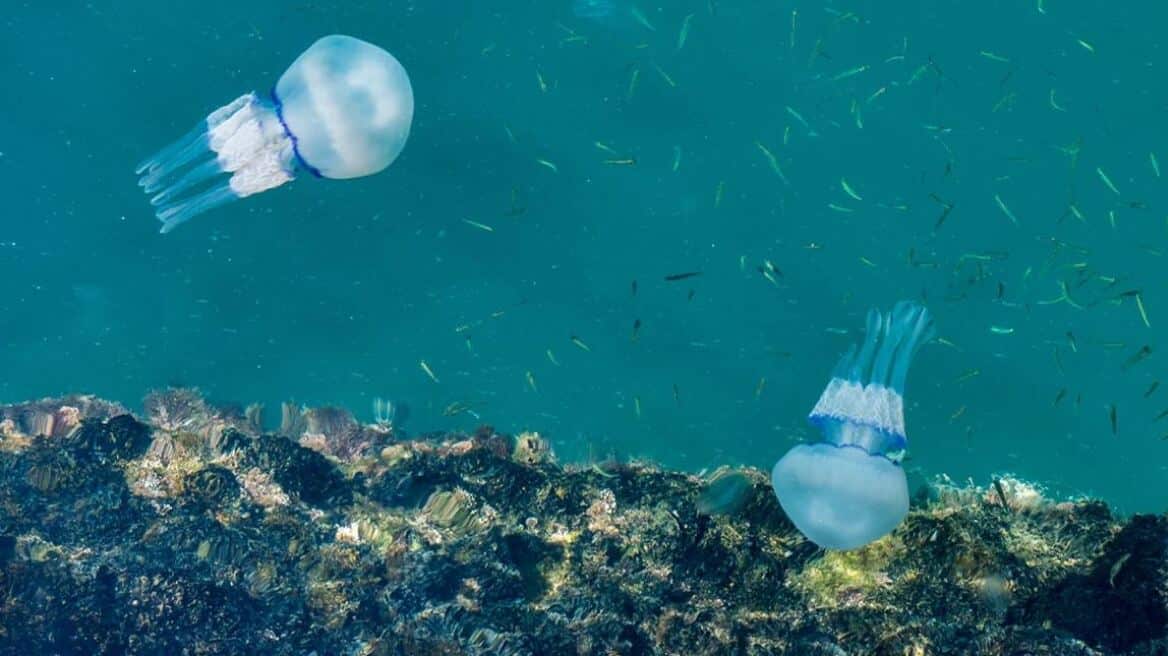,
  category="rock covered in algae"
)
[0,393,1165,655]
